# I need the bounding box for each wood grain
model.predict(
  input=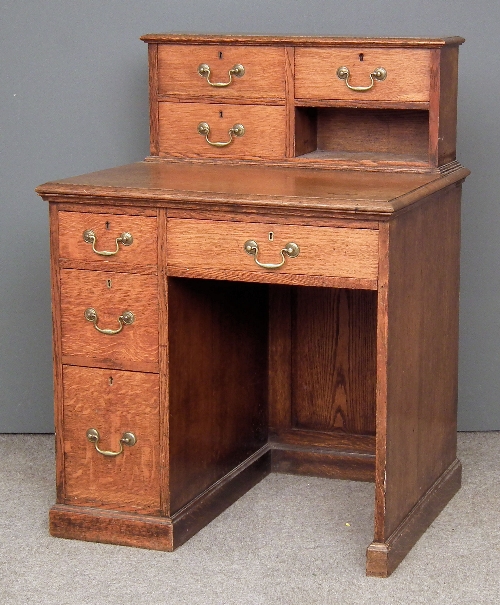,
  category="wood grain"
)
[142,34,465,48]
[271,449,375,481]
[374,183,462,543]
[315,108,429,160]
[50,504,173,550]
[168,277,268,514]
[167,219,379,281]
[36,160,469,218]
[157,44,286,99]
[148,43,160,156]
[62,366,160,513]
[291,287,377,434]
[295,48,431,102]
[58,210,157,269]
[49,203,65,502]
[366,459,461,577]
[158,102,287,160]
[60,269,159,367]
